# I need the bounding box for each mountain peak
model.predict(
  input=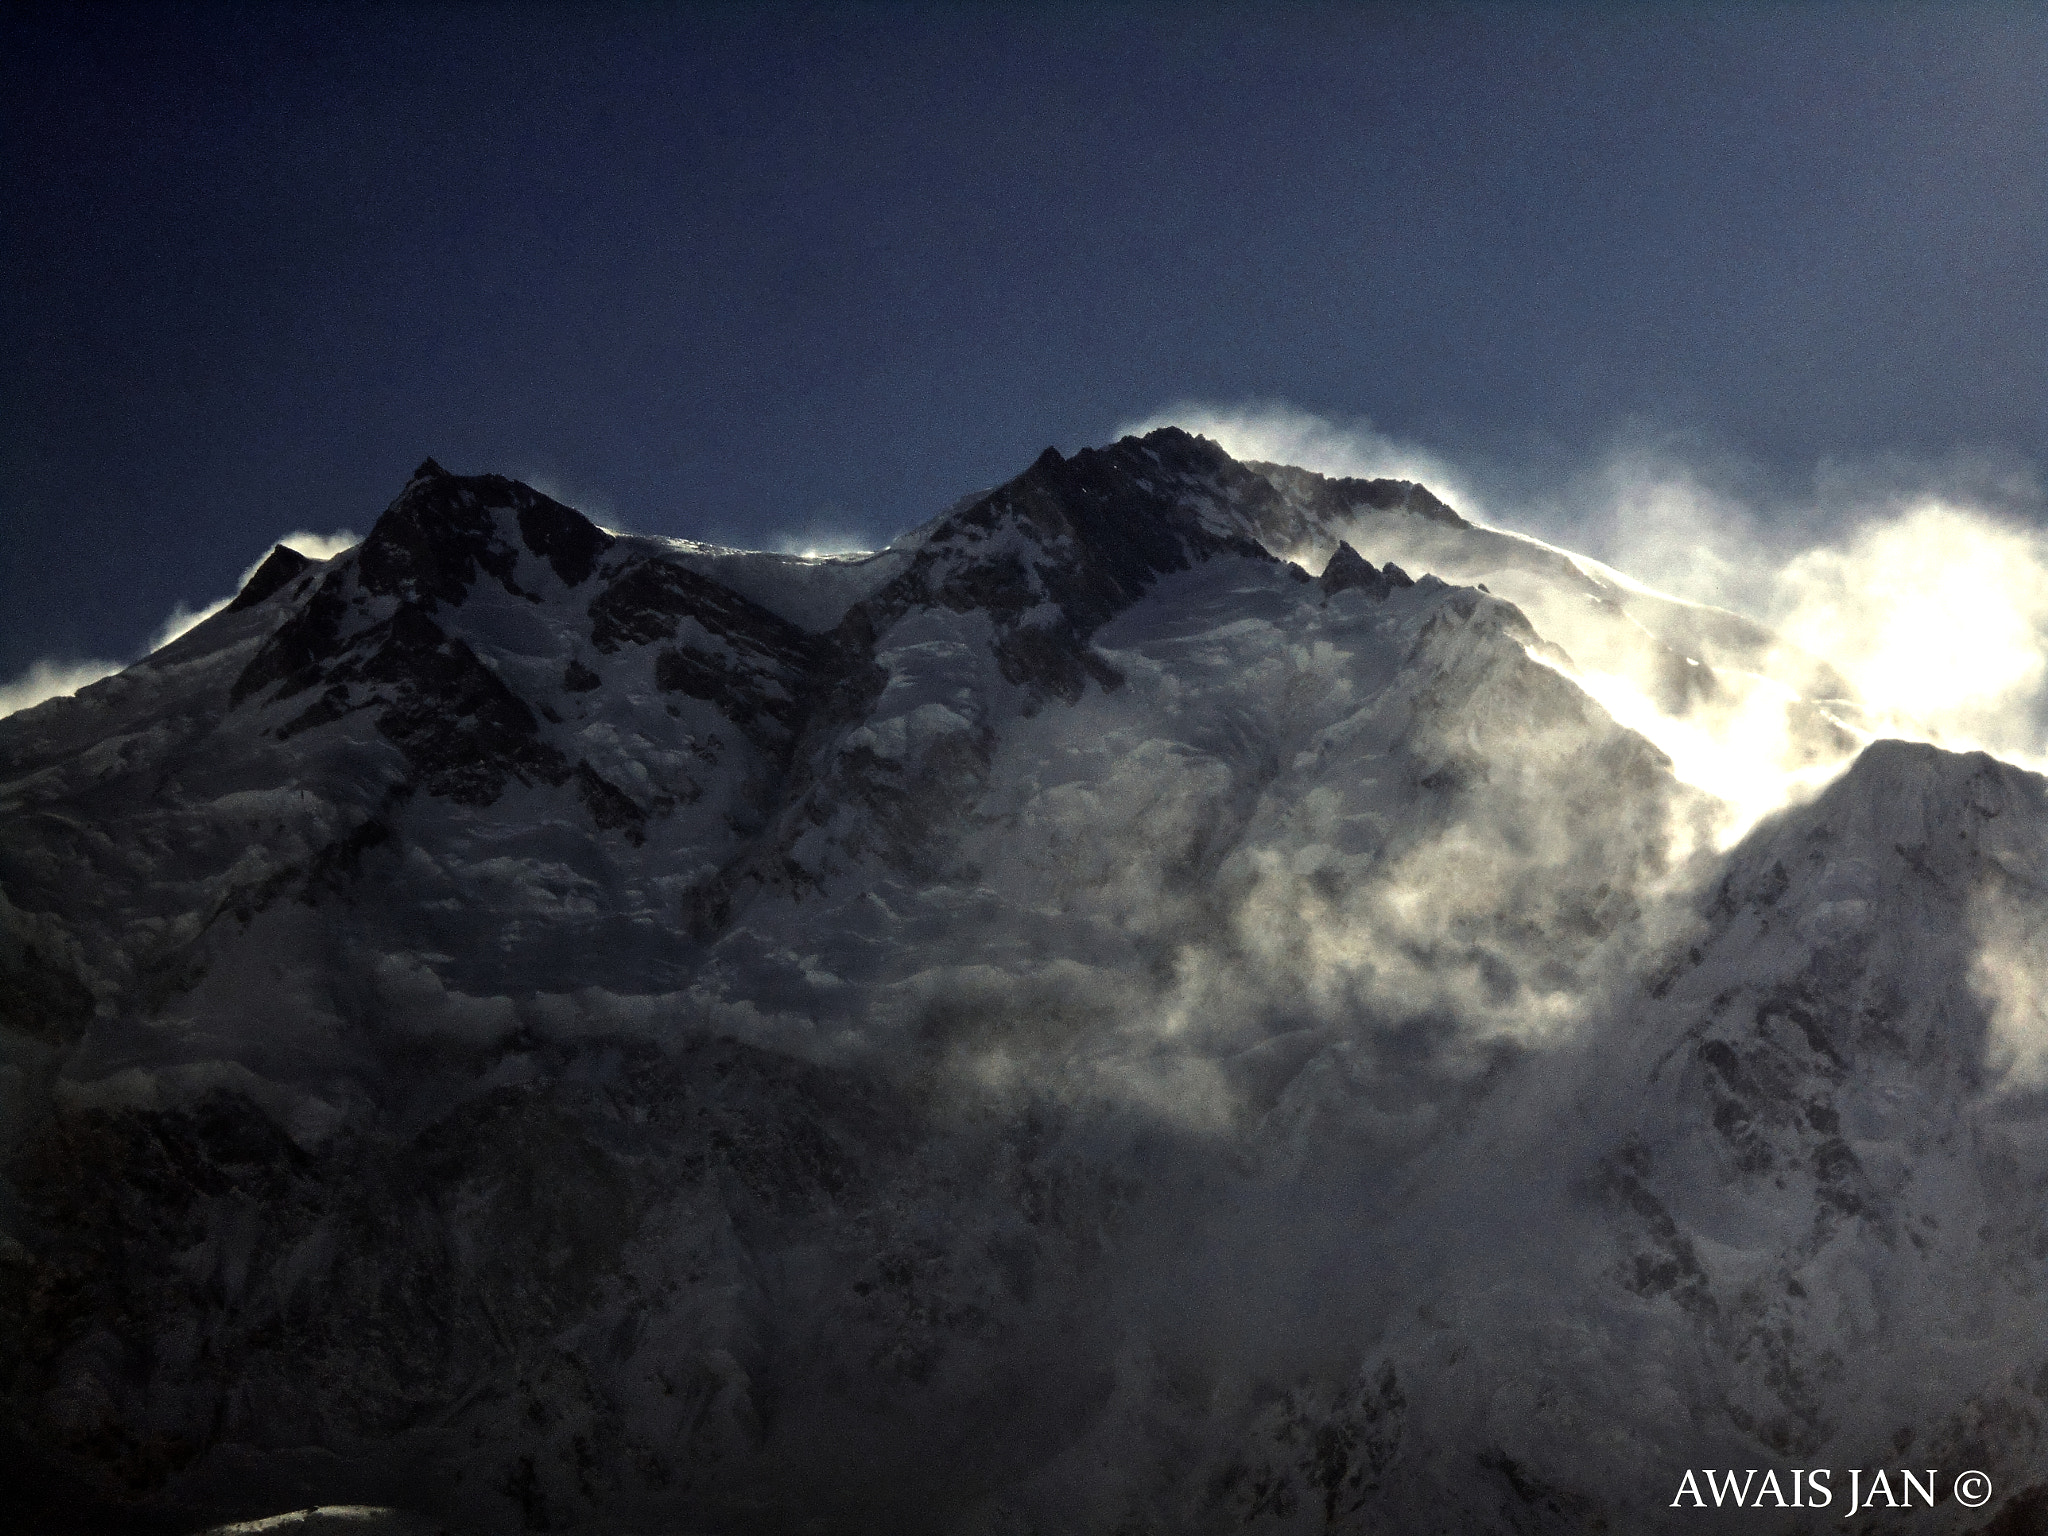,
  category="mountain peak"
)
[1318,540,1375,594]
[1246,459,1467,533]
[223,544,313,614]
[357,465,612,608]
[1317,540,1416,600]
